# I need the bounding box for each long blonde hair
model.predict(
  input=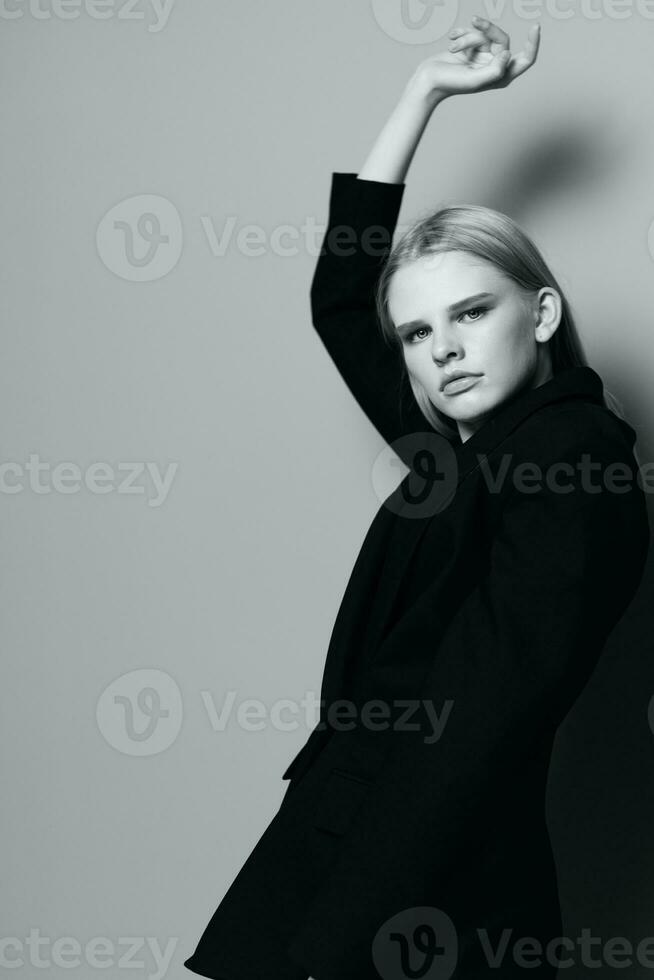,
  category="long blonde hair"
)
[375,203,627,441]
